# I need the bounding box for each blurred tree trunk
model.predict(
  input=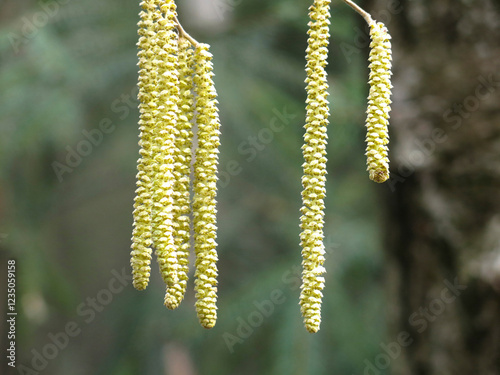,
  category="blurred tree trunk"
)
[365,0,500,373]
